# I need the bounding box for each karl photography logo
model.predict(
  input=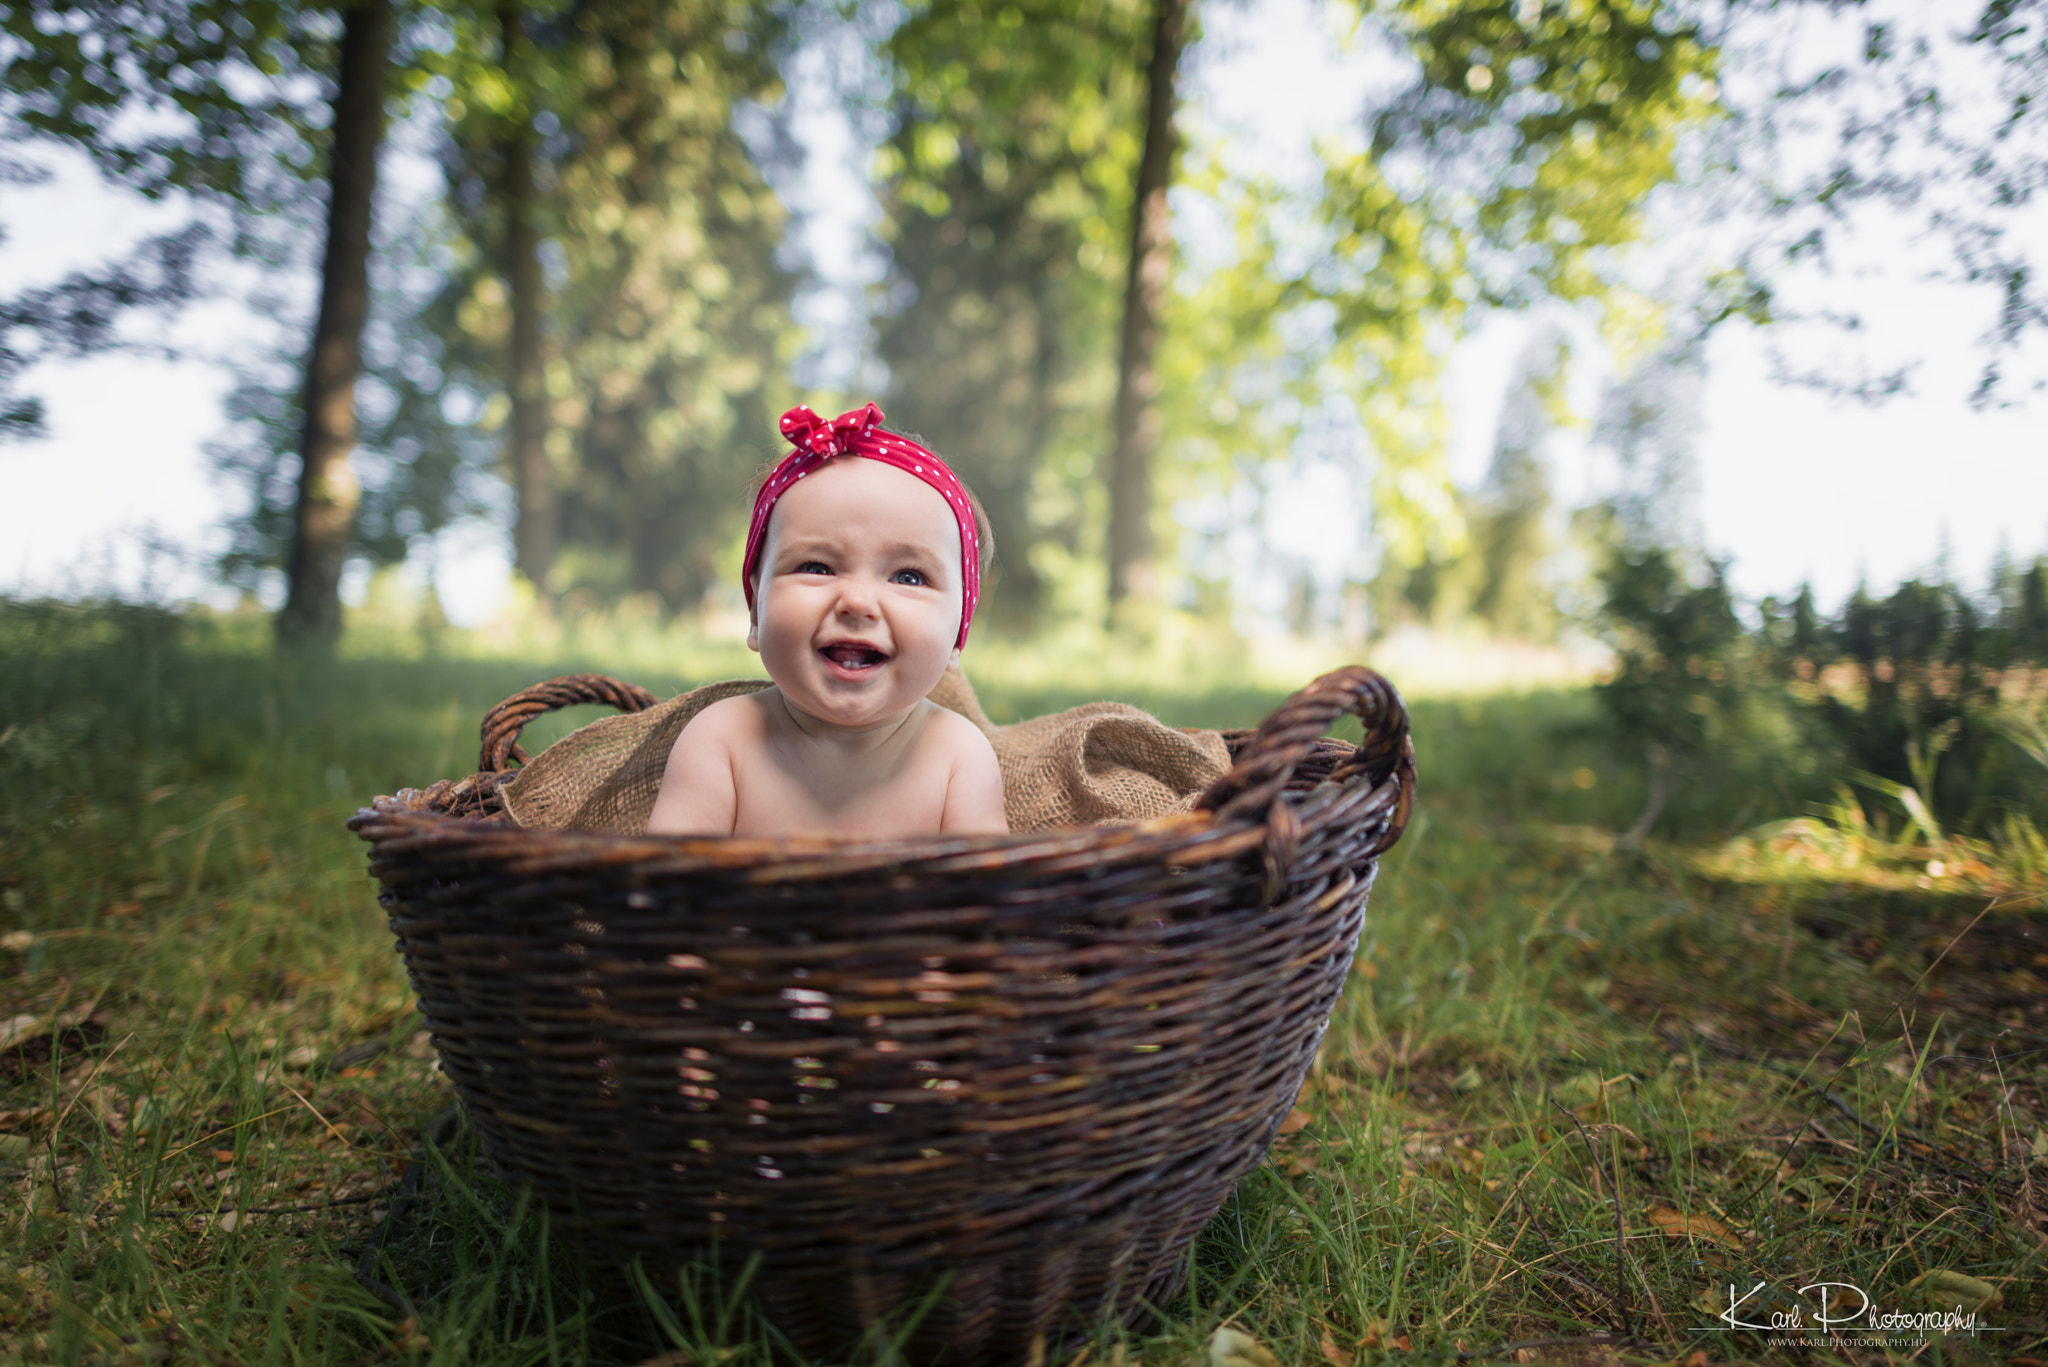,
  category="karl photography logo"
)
[1700,1276,2004,1348]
